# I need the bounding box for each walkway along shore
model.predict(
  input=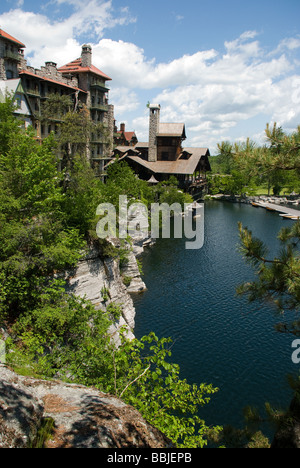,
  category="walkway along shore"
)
[251,201,300,220]
[209,194,300,220]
